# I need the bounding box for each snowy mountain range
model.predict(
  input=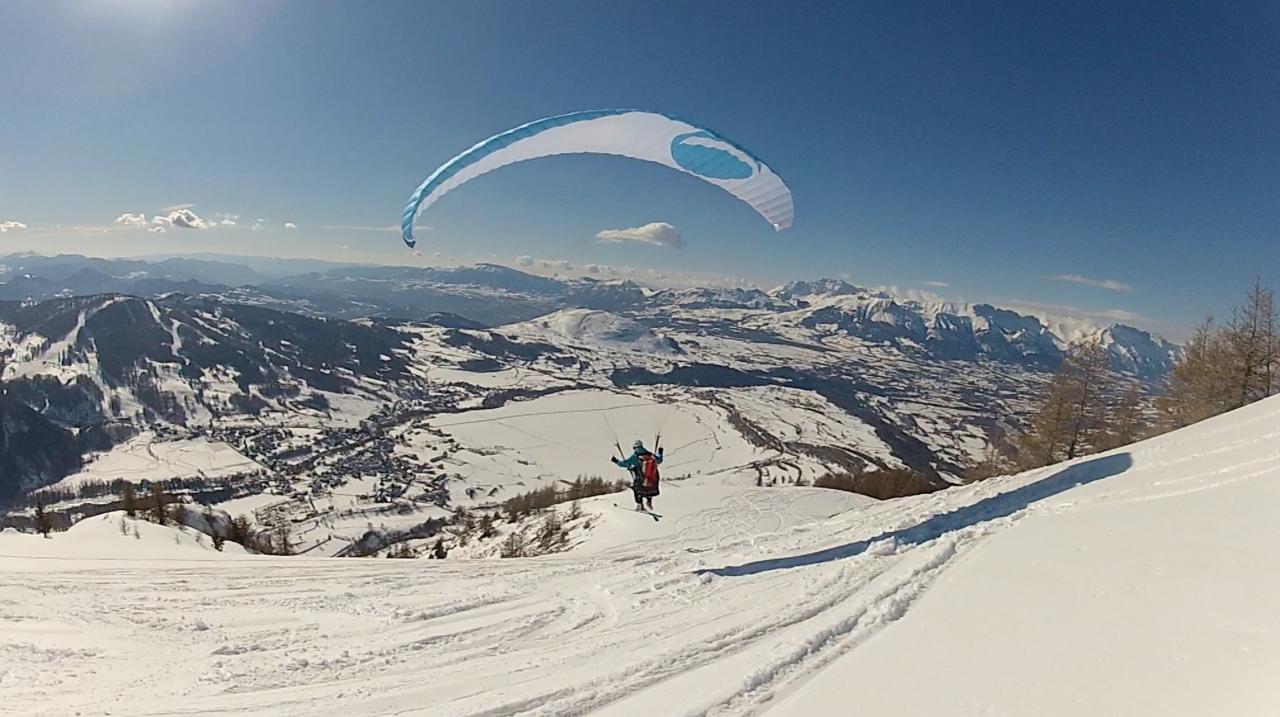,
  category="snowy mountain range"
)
[0,253,1179,371]
[0,252,1178,506]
